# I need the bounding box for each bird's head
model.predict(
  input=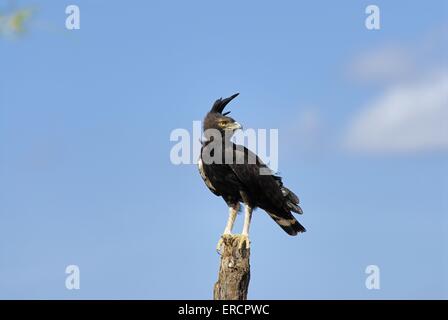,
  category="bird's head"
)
[203,93,242,140]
